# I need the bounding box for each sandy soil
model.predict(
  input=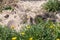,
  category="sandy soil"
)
[0,1,46,31]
